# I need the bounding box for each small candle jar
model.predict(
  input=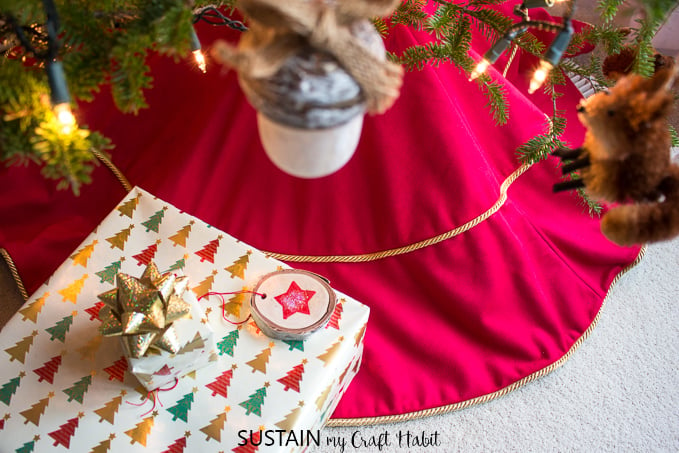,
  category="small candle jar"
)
[238,19,387,178]
[250,269,337,340]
